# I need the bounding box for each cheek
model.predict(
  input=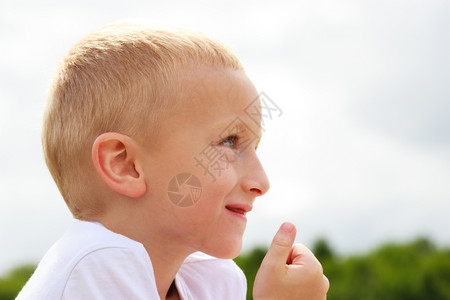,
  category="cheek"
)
[190,146,239,181]
[161,149,238,220]
[183,169,238,223]
[197,163,237,199]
